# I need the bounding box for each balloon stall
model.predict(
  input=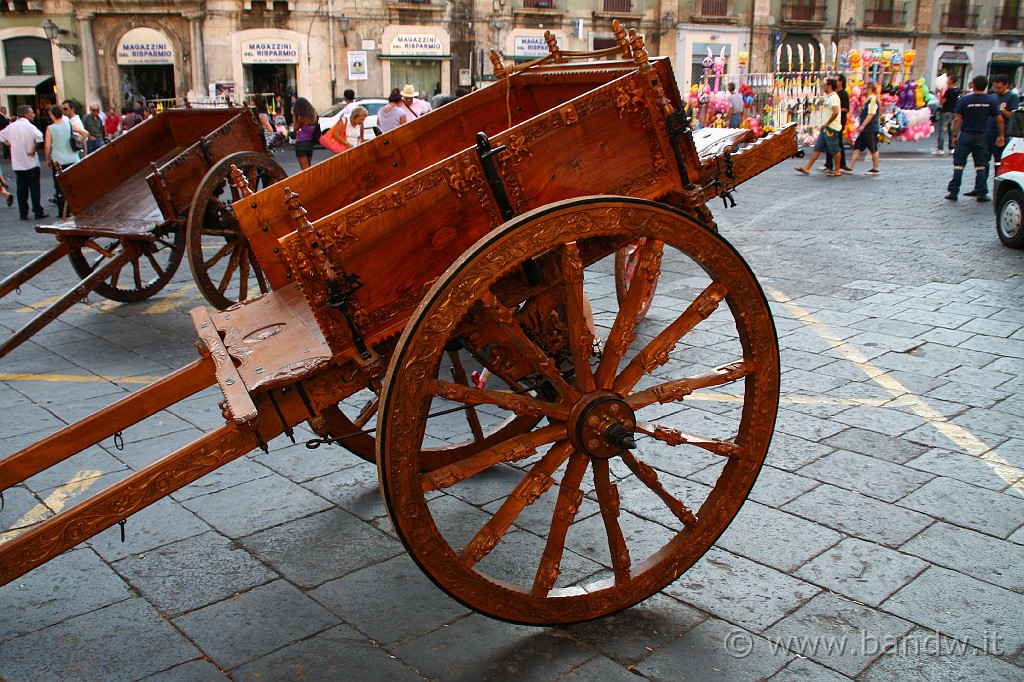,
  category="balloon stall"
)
[685,45,935,147]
